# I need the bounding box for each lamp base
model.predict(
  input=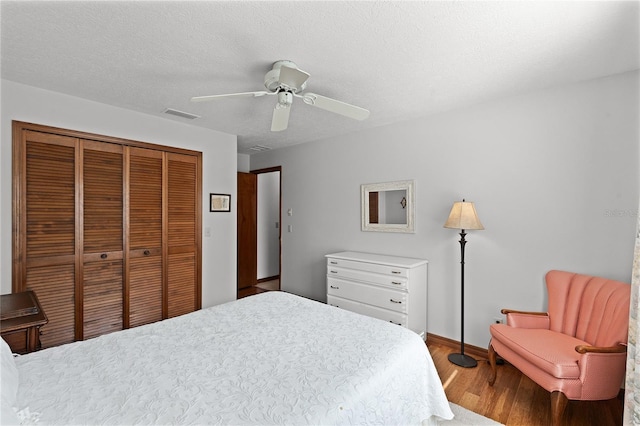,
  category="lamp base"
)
[448,353,478,368]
